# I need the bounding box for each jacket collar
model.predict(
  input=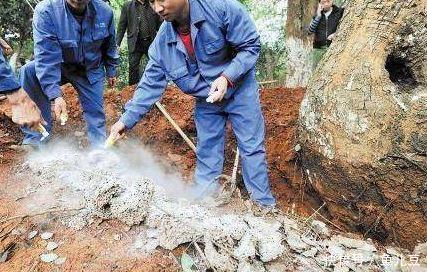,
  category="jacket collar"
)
[330,5,341,15]
[165,0,205,44]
